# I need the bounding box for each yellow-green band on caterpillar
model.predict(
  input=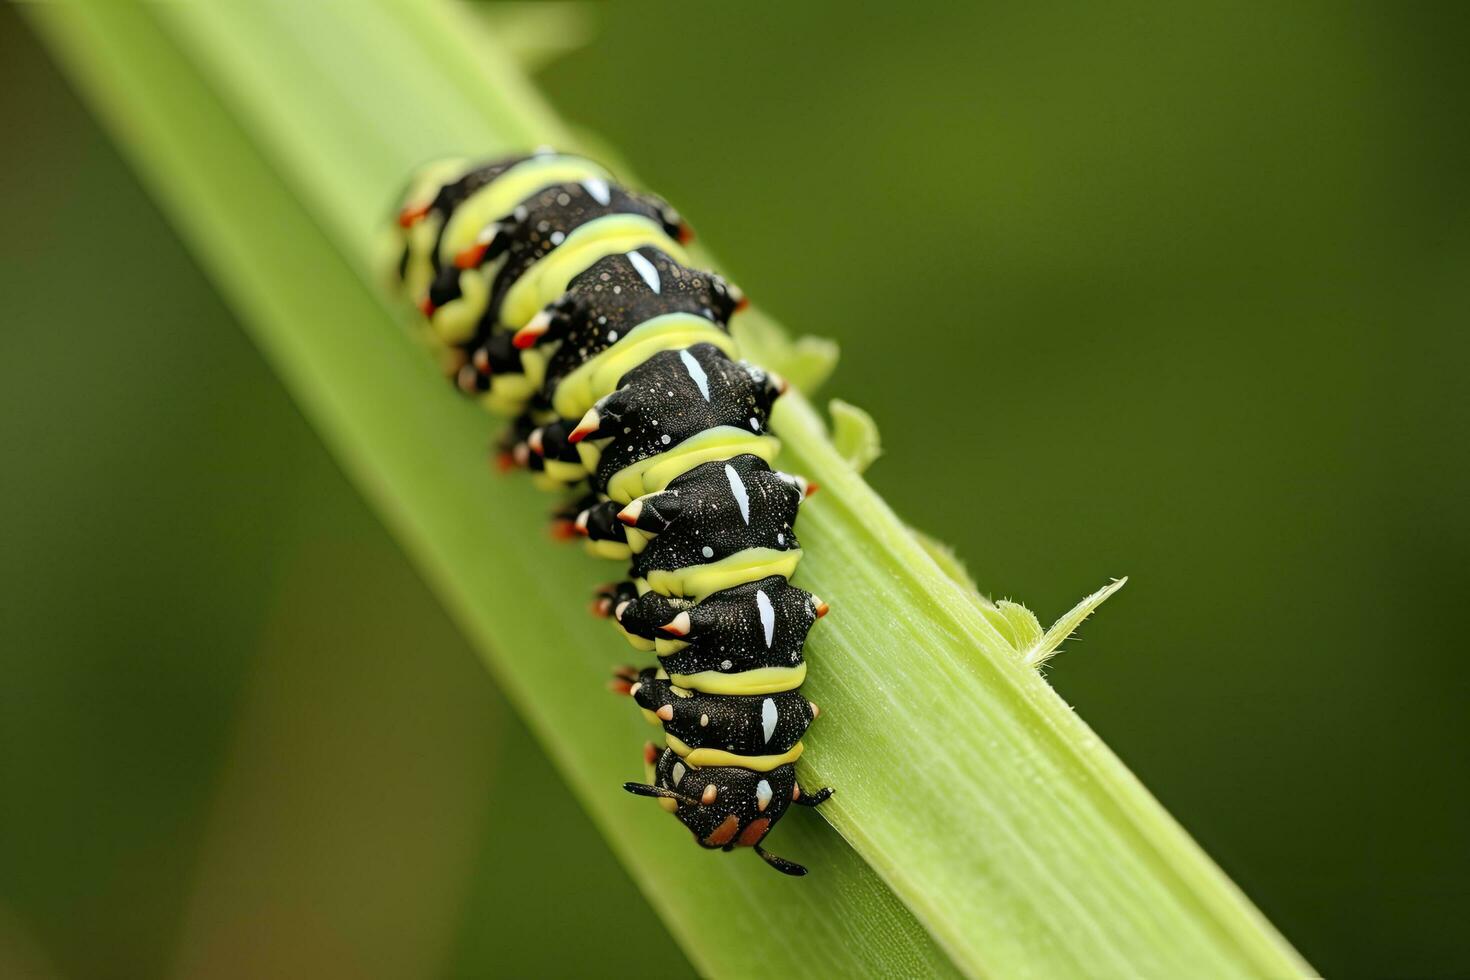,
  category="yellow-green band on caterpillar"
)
[670,663,807,696]
[393,157,467,301]
[645,548,803,603]
[498,214,689,329]
[551,313,736,420]
[596,428,781,504]
[586,539,633,562]
[665,734,804,772]
[432,267,492,346]
[437,155,609,266]
[473,347,547,415]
